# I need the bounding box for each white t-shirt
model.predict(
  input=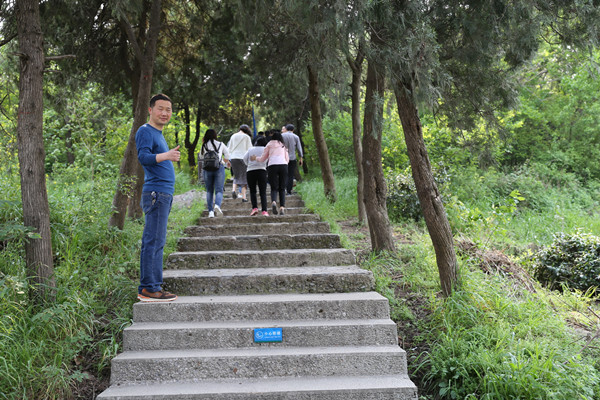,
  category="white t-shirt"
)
[227,131,252,159]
